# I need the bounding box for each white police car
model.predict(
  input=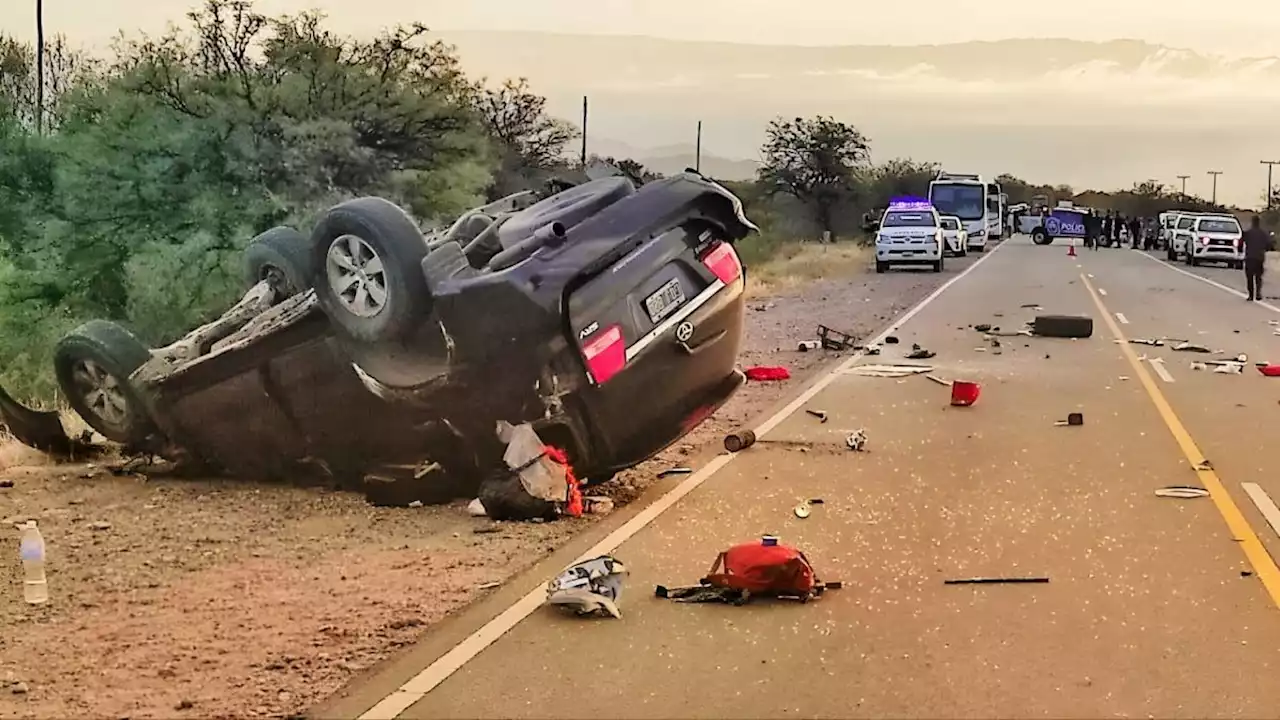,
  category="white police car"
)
[875,199,944,273]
